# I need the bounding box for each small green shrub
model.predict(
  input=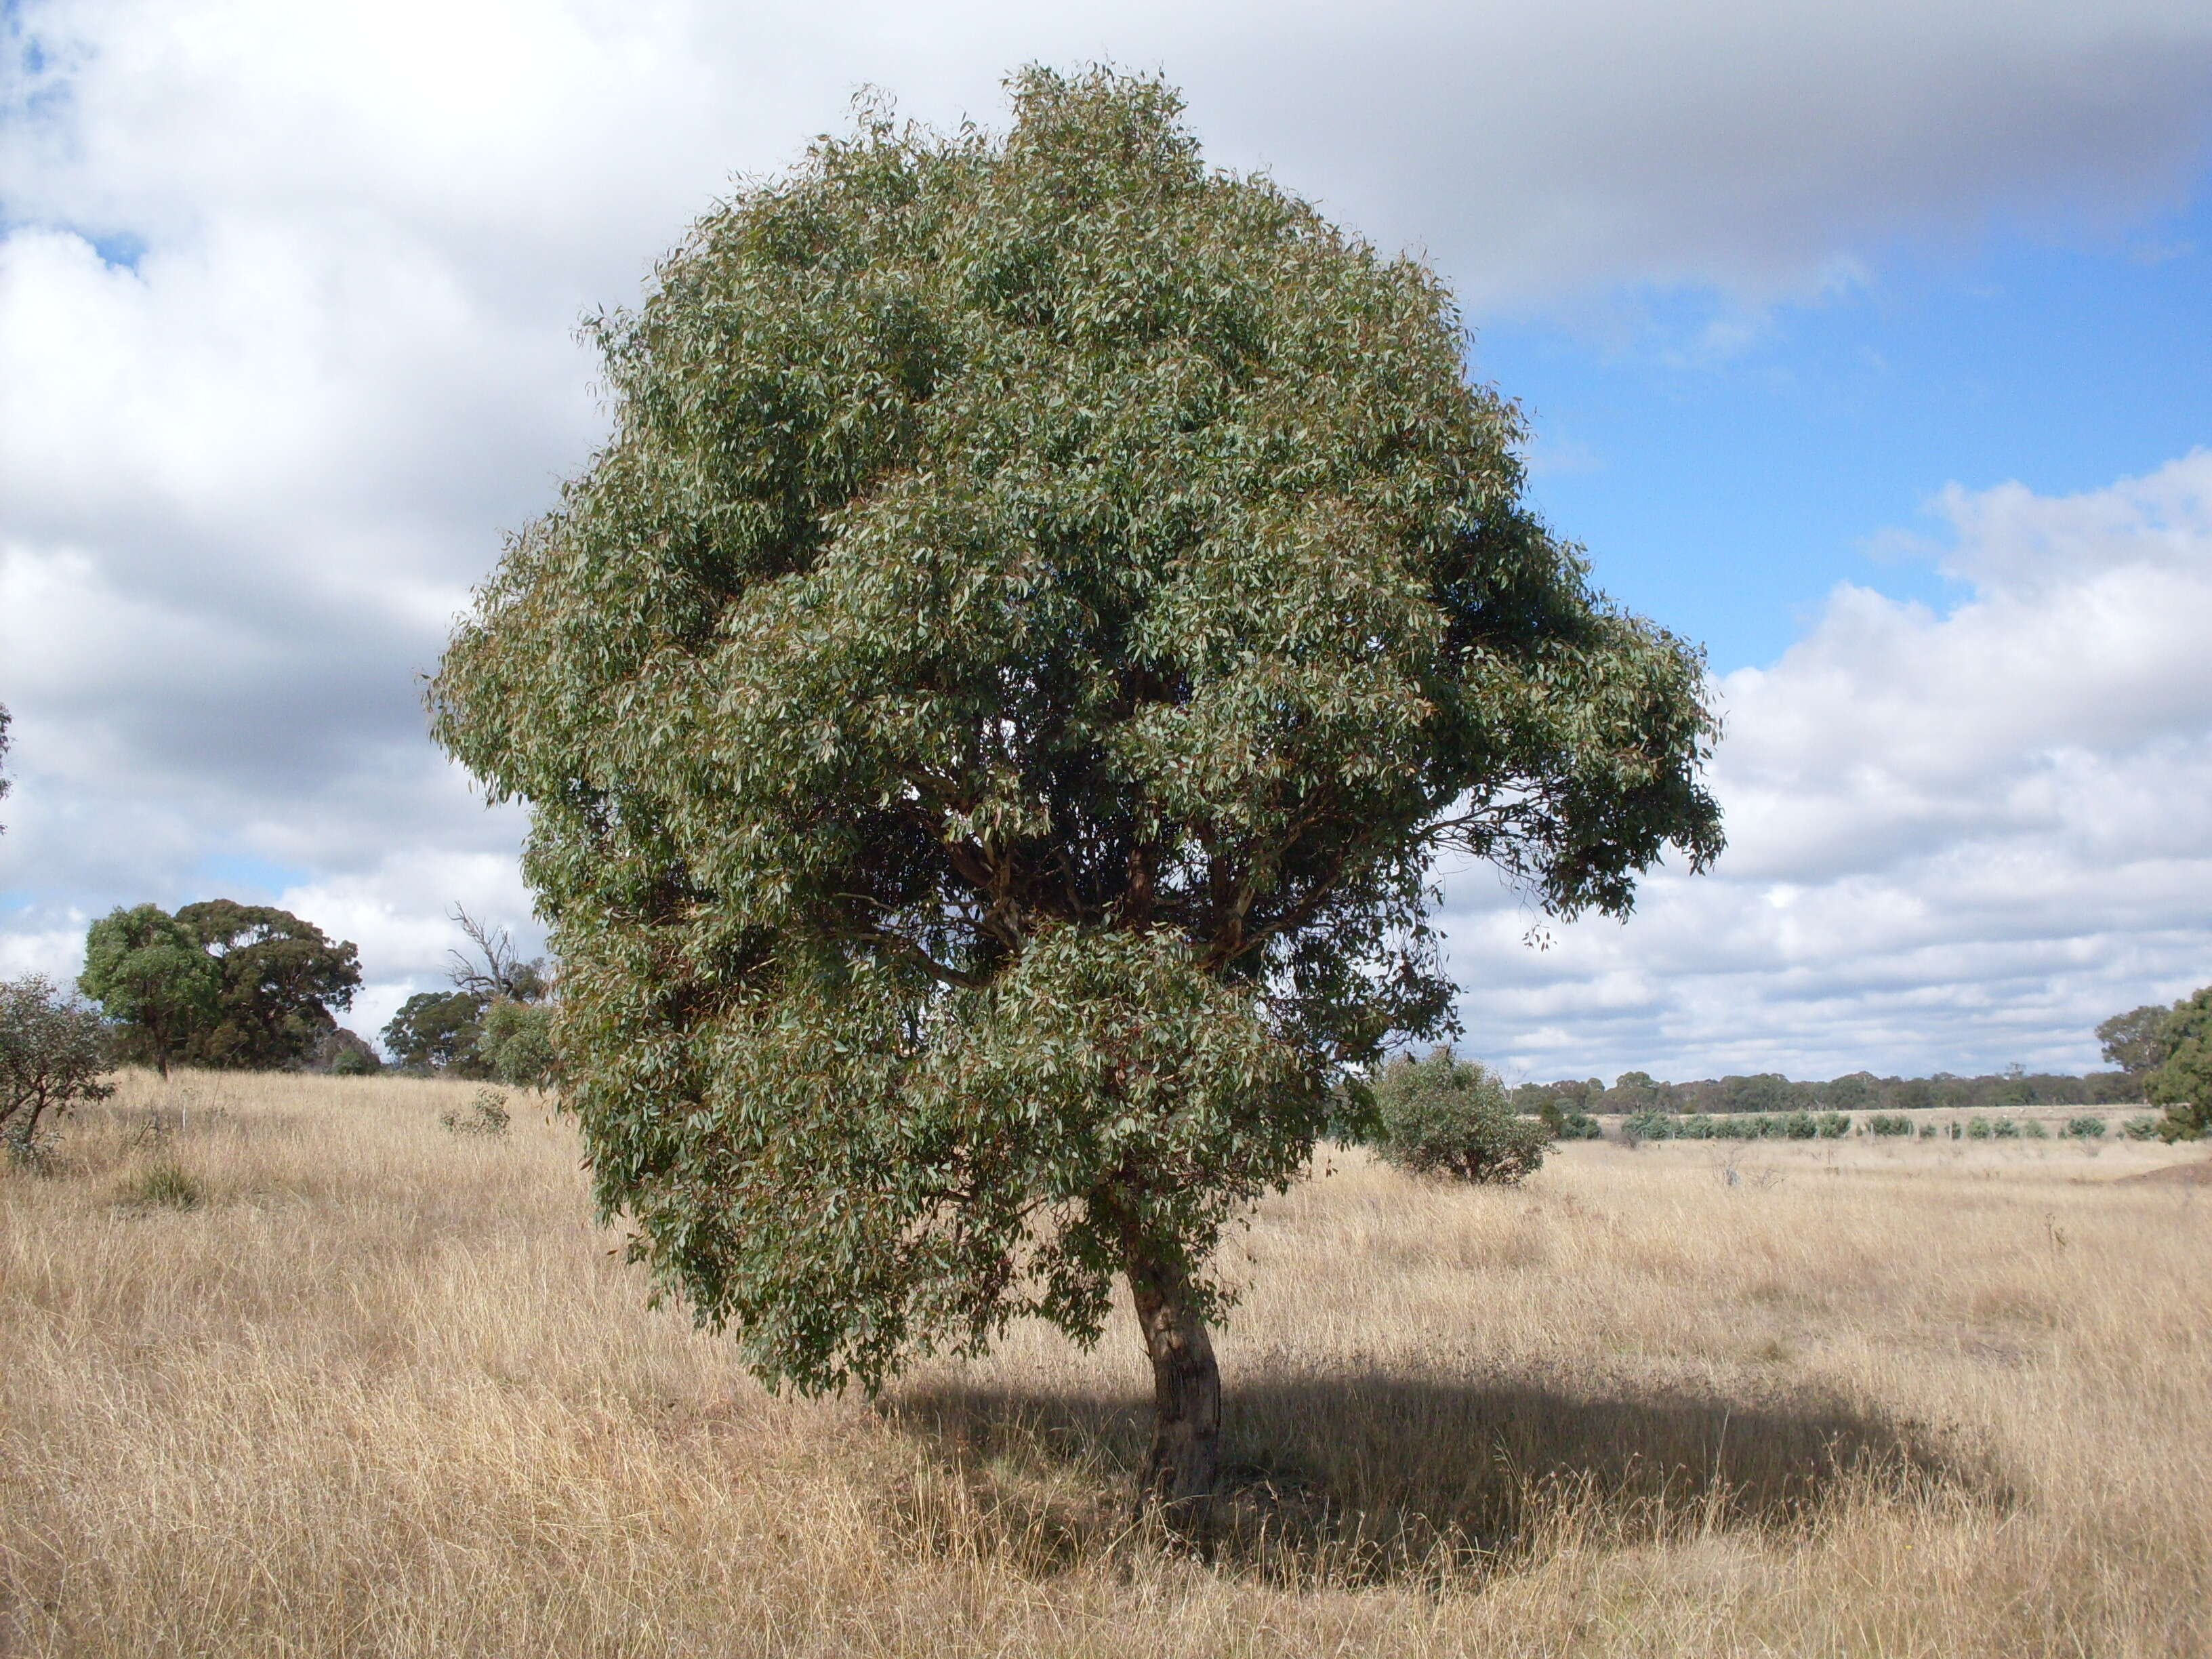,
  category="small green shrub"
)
[440,1086,512,1138]
[1816,1111,1849,1139]
[1372,1051,1550,1183]
[1992,1117,2020,1139]
[331,1044,377,1077]
[2121,1115,2161,1141]
[1868,1113,1913,1137]
[1966,1117,1992,1140]
[2,973,115,1162]
[2022,1118,2049,1139]
[116,1160,203,1210]
[1919,1122,1938,1139]
[2064,1115,2107,1140]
